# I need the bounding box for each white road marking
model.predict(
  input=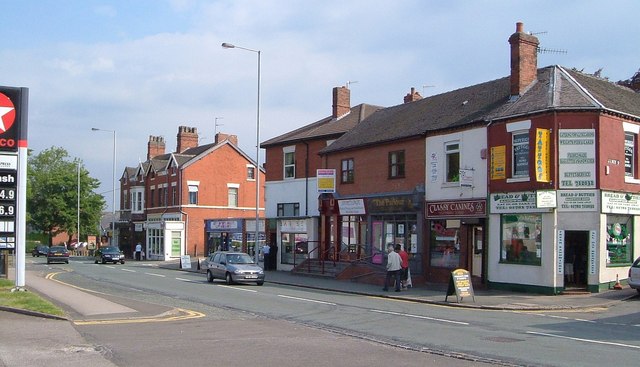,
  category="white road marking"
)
[144,272,165,277]
[370,309,469,325]
[121,268,136,272]
[277,294,336,305]
[175,277,194,282]
[219,285,258,293]
[526,331,640,350]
